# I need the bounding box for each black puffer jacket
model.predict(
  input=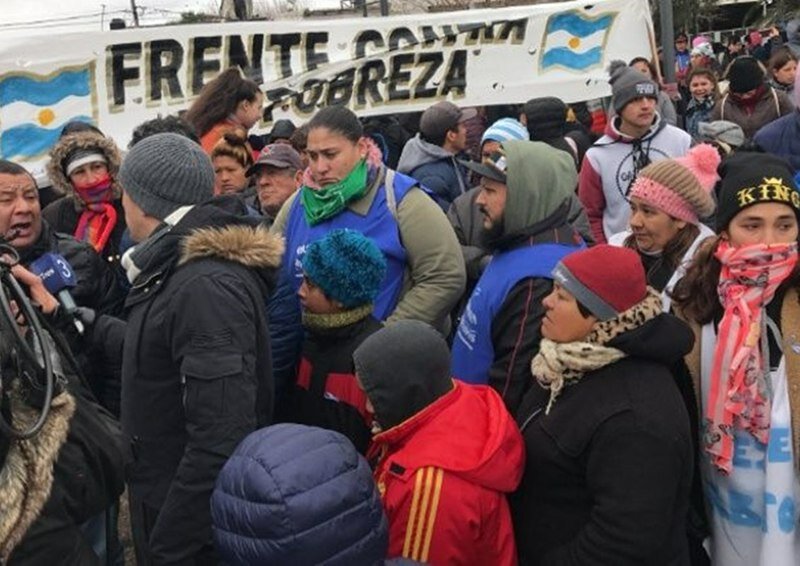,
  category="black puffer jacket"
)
[513,313,694,565]
[91,203,281,565]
